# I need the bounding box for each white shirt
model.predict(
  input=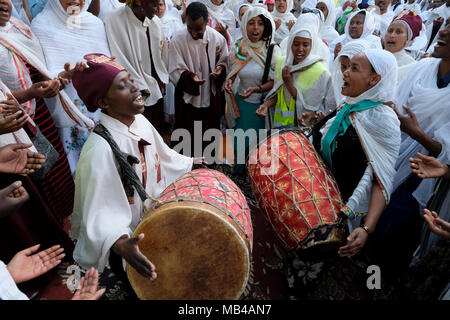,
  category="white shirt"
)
[0,261,28,300]
[71,113,193,272]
